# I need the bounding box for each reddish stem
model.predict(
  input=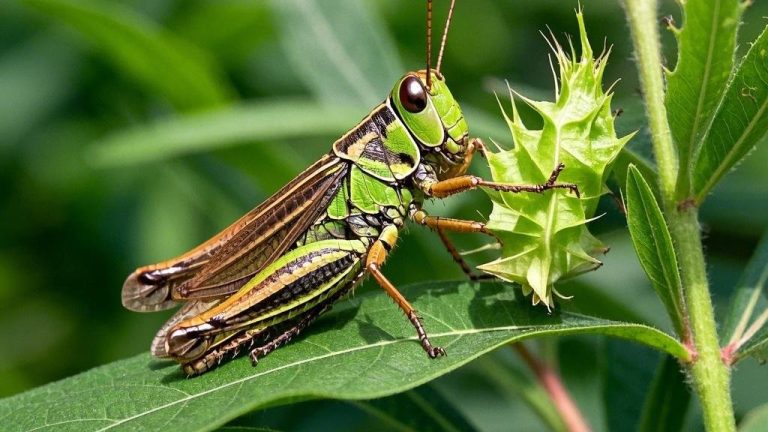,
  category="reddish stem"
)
[513,343,591,432]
